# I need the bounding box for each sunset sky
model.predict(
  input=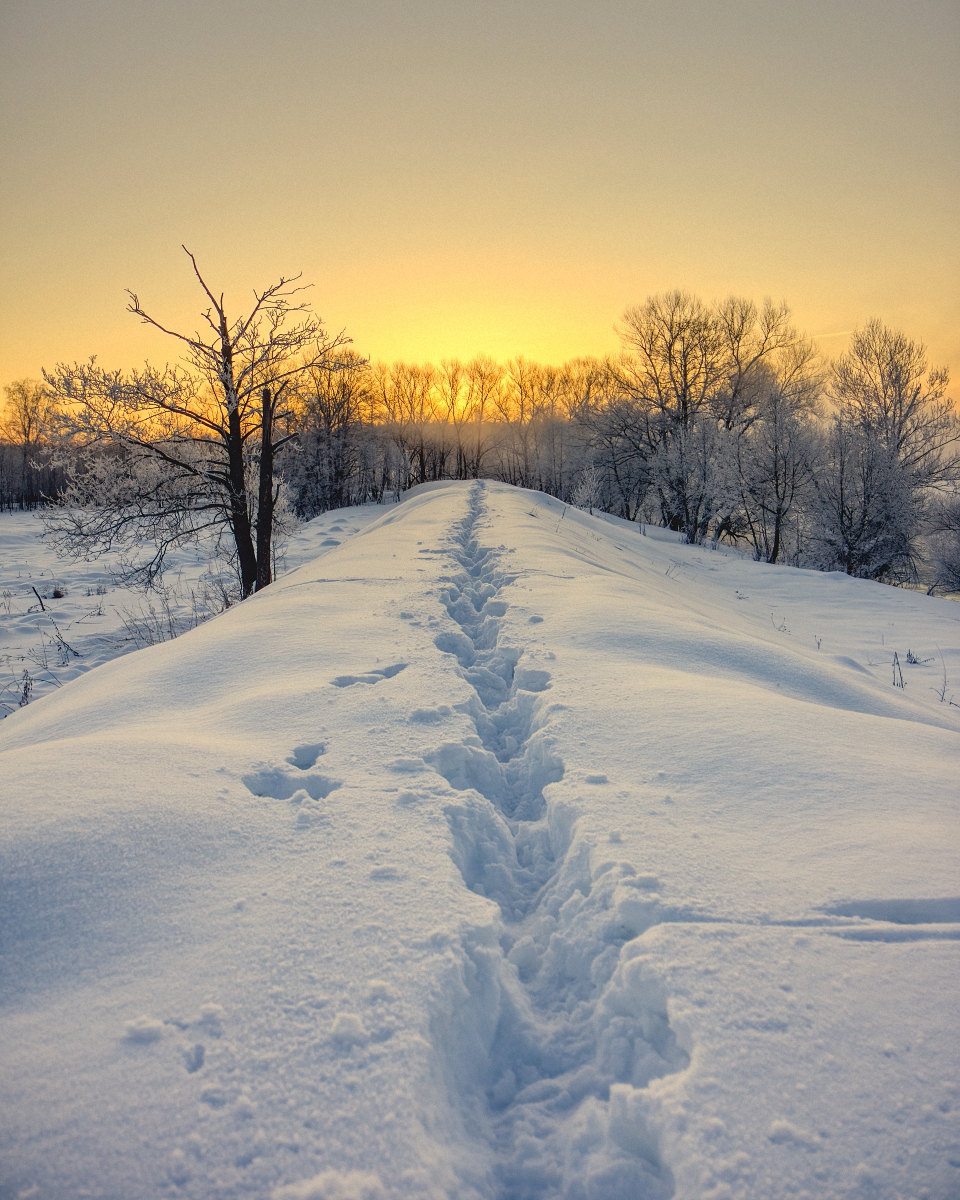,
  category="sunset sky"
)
[1,0,957,390]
